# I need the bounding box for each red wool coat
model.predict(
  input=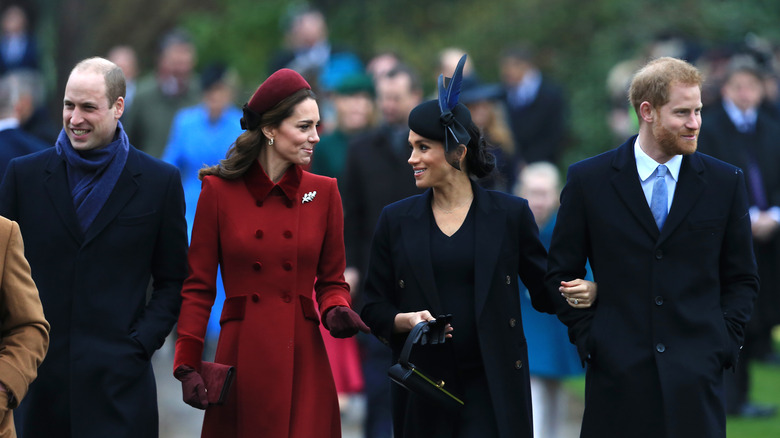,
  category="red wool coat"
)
[174,162,351,437]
